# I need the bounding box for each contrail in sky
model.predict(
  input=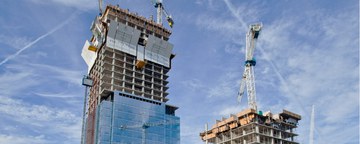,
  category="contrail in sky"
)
[223,0,288,97]
[223,0,306,111]
[223,0,248,31]
[0,11,80,66]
